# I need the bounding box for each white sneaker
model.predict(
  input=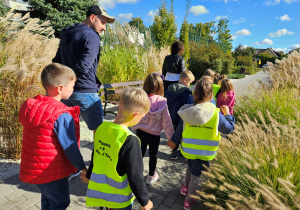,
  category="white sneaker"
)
[146,172,159,185]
